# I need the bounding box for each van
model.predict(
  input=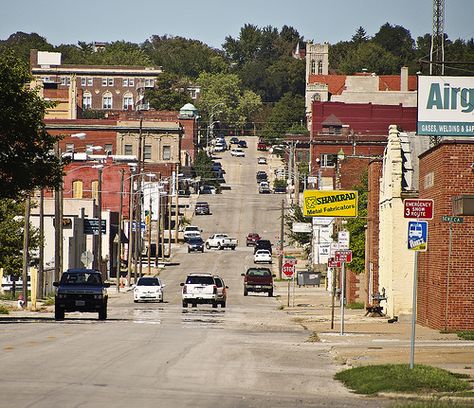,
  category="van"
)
[254,239,272,254]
